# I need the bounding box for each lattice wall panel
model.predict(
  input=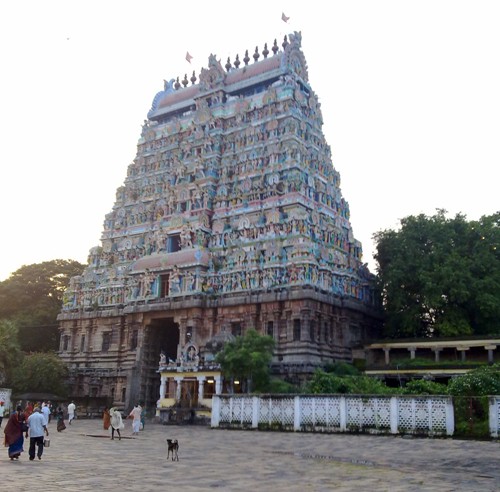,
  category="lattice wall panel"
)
[219,397,232,423]
[346,397,361,428]
[241,397,253,424]
[312,397,341,428]
[301,398,314,425]
[397,398,415,431]
[259,399,271,424]
[494,398,500,434]
[266,397,295,426]
[427,398,447,432]
[374,398,391,429]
